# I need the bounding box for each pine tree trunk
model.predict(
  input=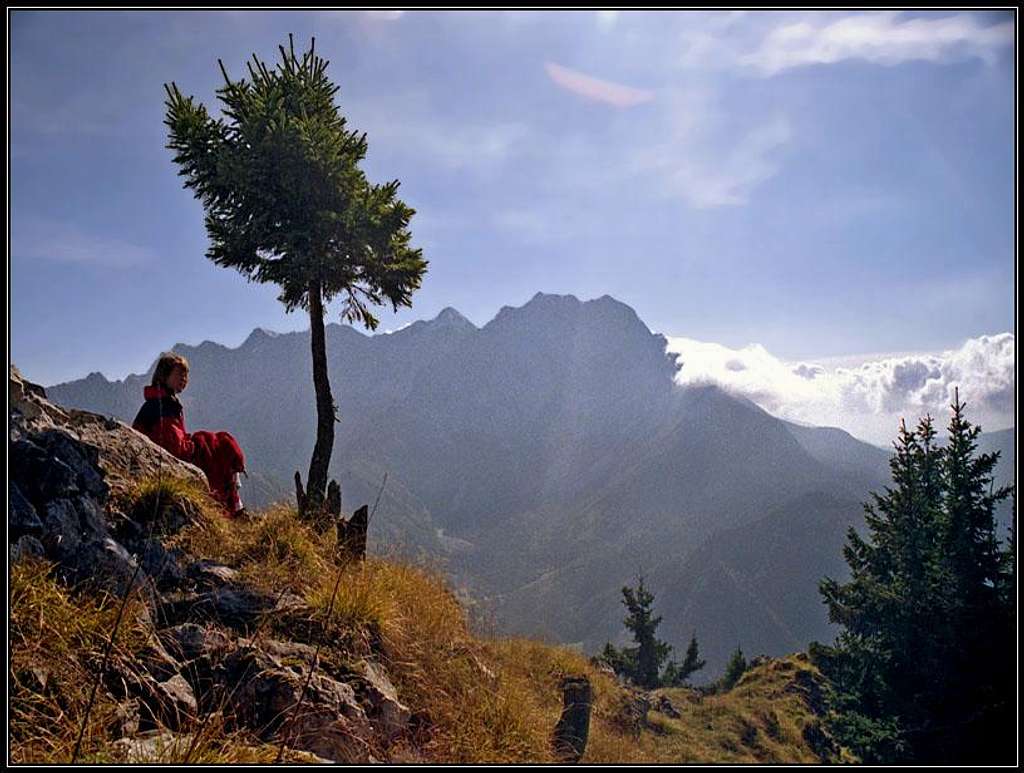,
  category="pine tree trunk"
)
[304,280,335,513]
